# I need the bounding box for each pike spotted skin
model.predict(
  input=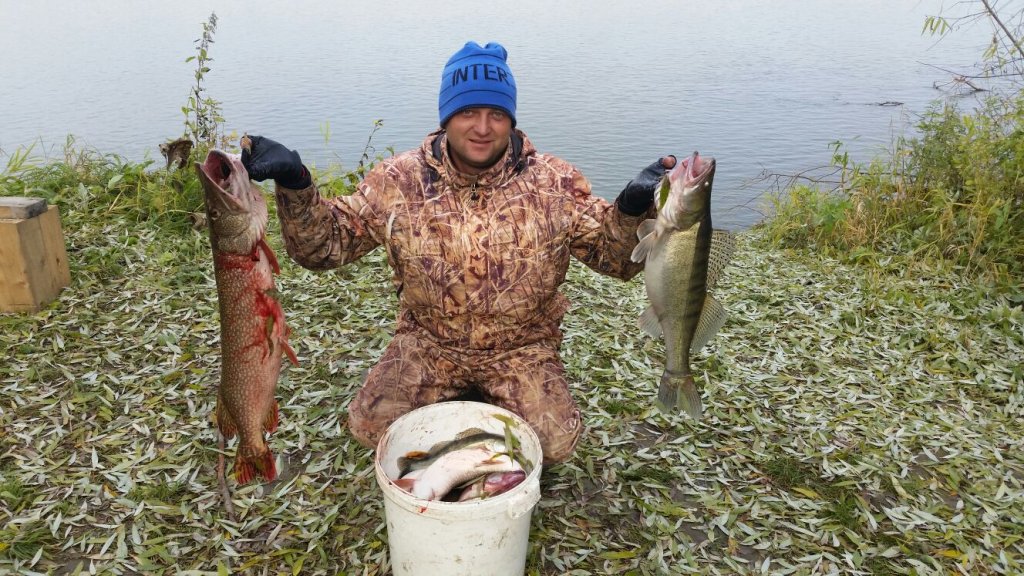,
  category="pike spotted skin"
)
[196,150,297,484]
[631,152,733,419]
